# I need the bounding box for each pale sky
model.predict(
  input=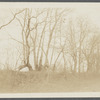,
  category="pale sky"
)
[0,3,100,70]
